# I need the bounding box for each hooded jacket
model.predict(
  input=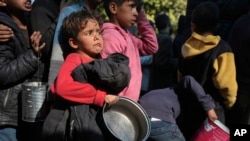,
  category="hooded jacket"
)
[0,11,40,127]
[100,10,158,102]
[179,32,237,109]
